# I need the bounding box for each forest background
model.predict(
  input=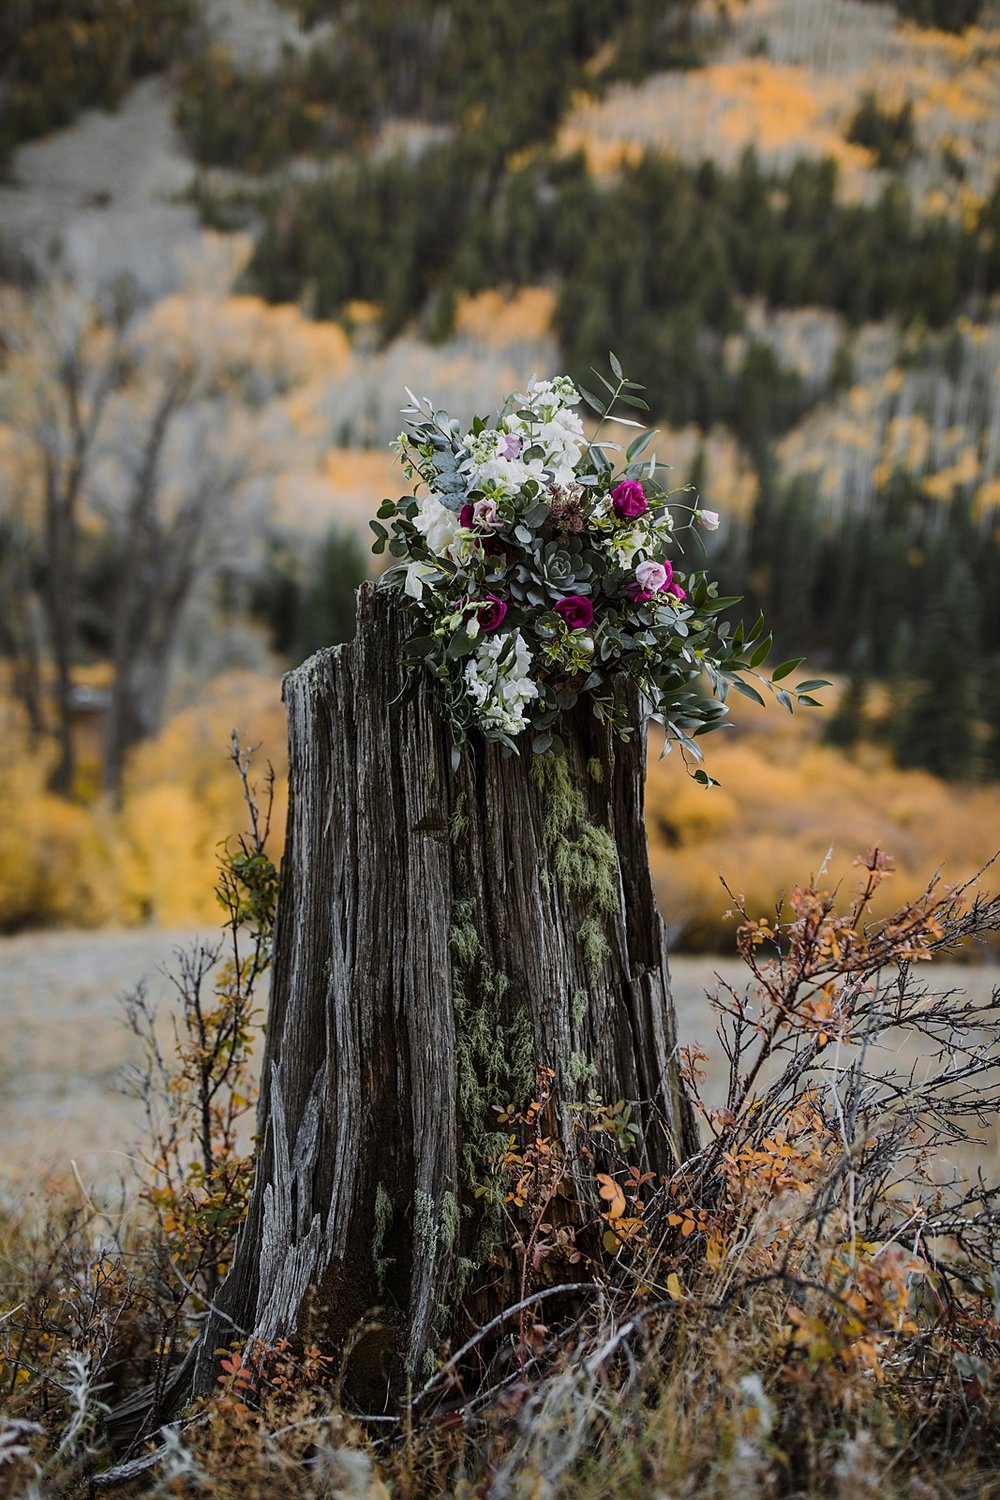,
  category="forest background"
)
[2,0,1000,957]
